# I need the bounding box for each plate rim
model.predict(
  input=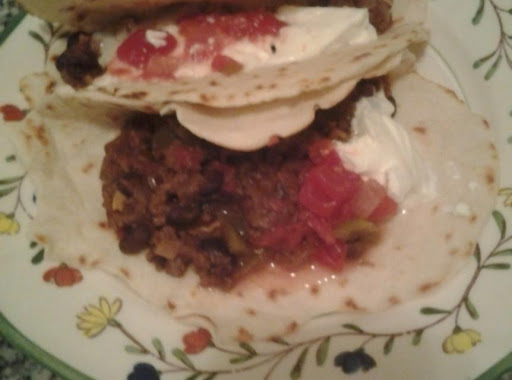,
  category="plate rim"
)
[0,2,511,379]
